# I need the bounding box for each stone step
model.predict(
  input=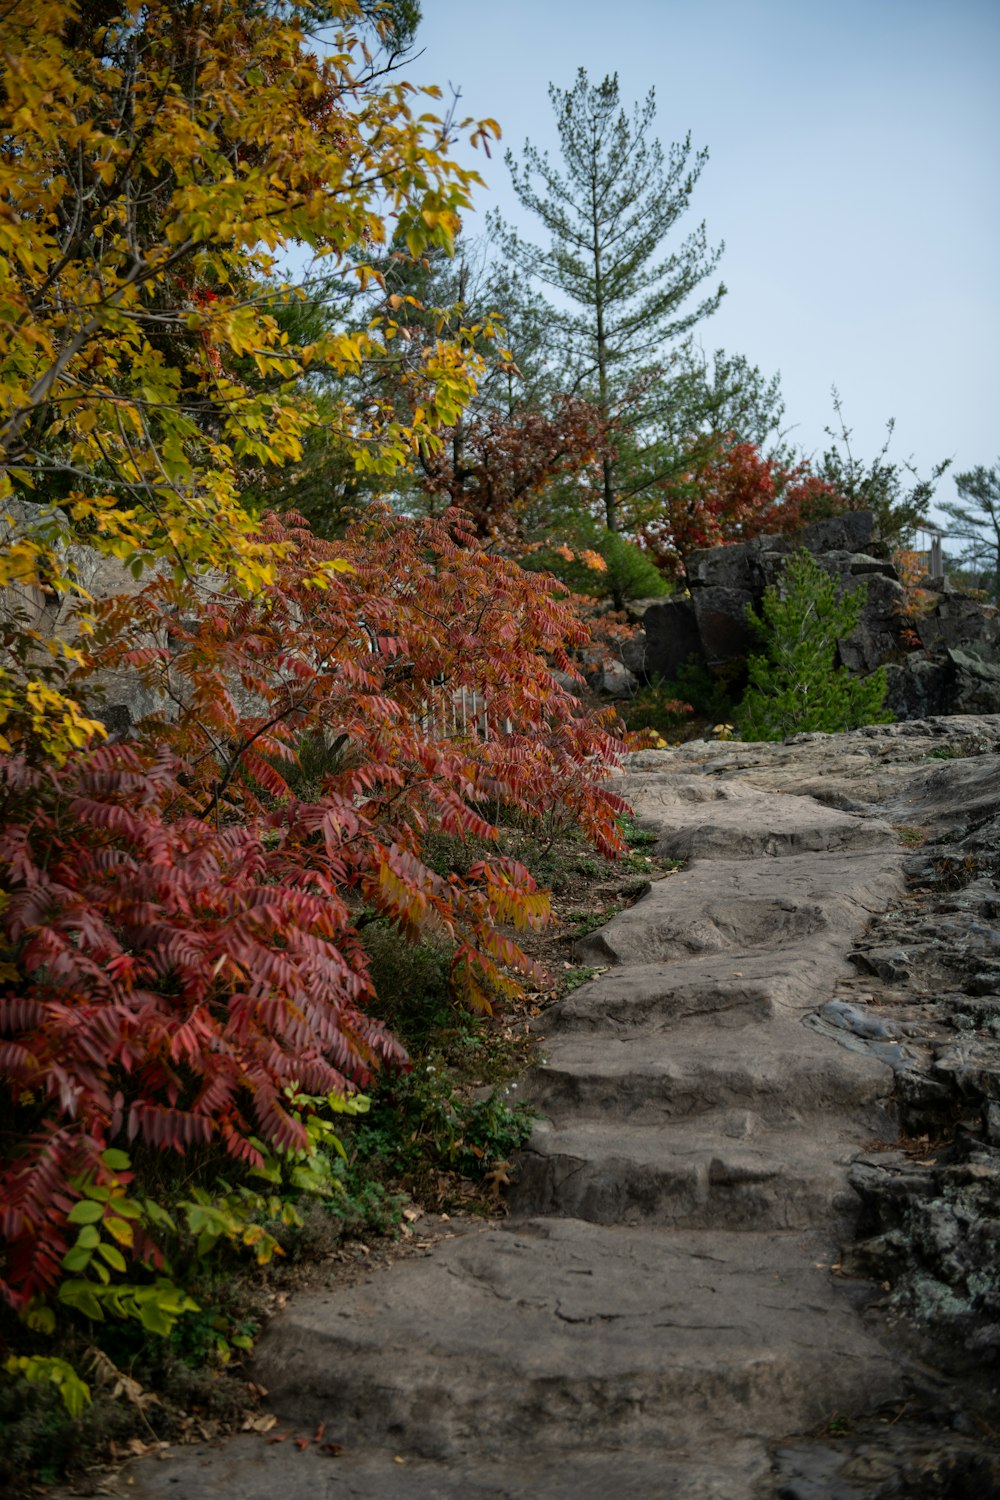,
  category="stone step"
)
[575,851,902,968]
[622,771,897,862]
[251,1218,899,1461]
[117,1433,771,1500]
[522,1024,890,1125]
[548,942,839,1033]
[509,1117,861,1230]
